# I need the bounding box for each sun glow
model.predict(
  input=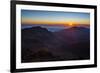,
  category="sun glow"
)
[67,22,78,27]
[69,22,73,26]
